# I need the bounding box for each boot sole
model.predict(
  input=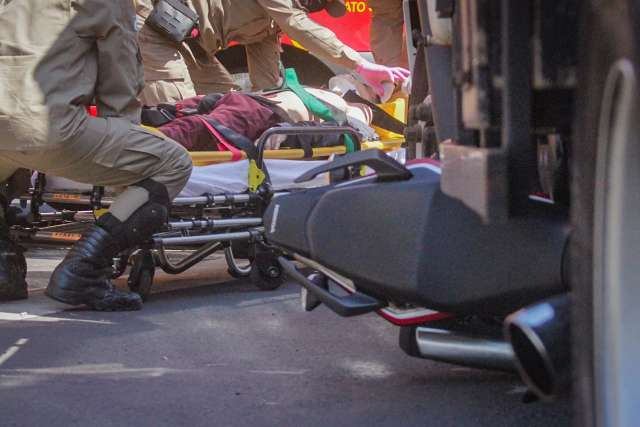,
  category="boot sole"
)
[45,287,142,312]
